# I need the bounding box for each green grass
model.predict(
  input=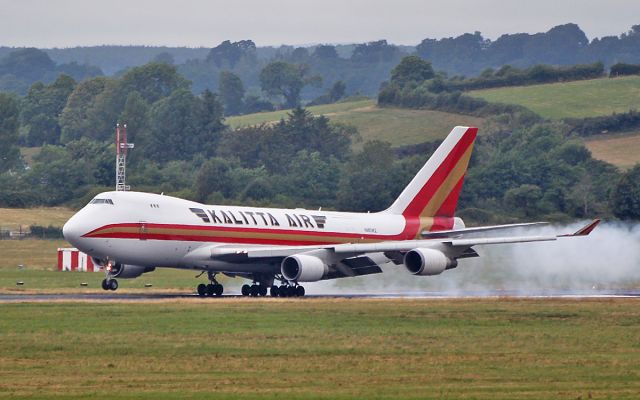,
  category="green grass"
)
[227,99,375,128]
[0,299,638,399]
[0,207,75,231]
[0,239,69,270]
[584,130,640,170]
[227,98,485,147]
[469,76,640,119]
